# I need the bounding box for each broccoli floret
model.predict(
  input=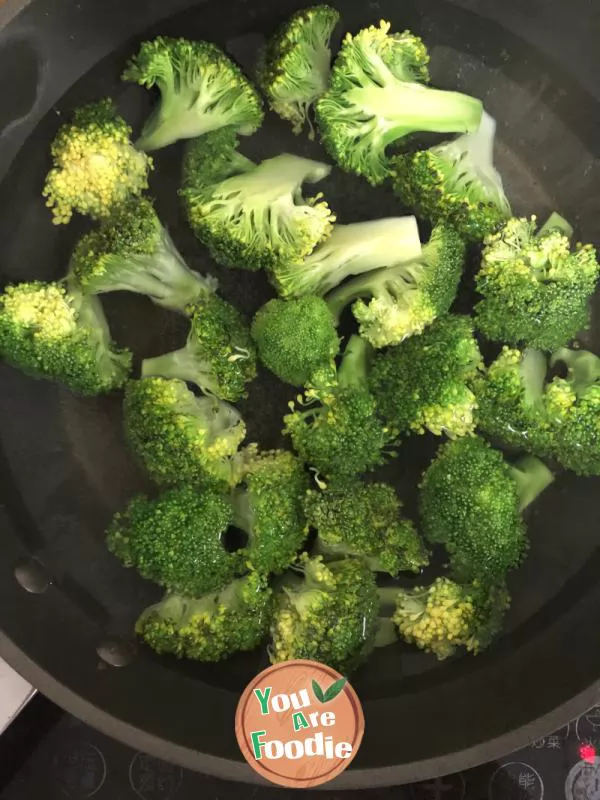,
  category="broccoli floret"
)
[251,296,339,385]
[43,100,152,224]
[383,577,510,659]
[391,112,511,241]
[472,346,553,454]
[107,485,241,596]
[475,213,599,350]
[123,37,263,151]
[123,377,247,488]
[271,216,422,299]
[315,21,483,186]
[70,197,217,313]
[326,223,466,348]
[141,293,257,402]
[284,335,396,480]
[231,450,309,575]
[258,5,340,136]
[0,280,131,395]
[270,554,380,673]
[136,572,273,661]
[544,348,600,475]
[369,315,482,439]
[305,482,428,576]
[420,436,554,582]
[182,132,334,271]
